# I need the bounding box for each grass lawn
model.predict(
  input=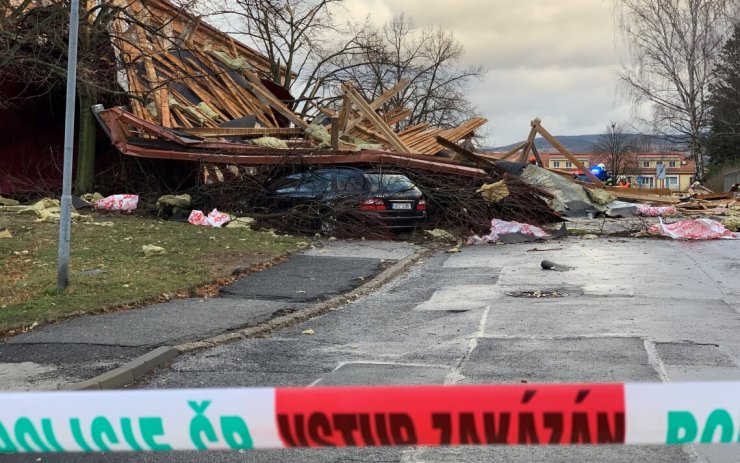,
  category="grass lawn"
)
[0,212,304,335]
